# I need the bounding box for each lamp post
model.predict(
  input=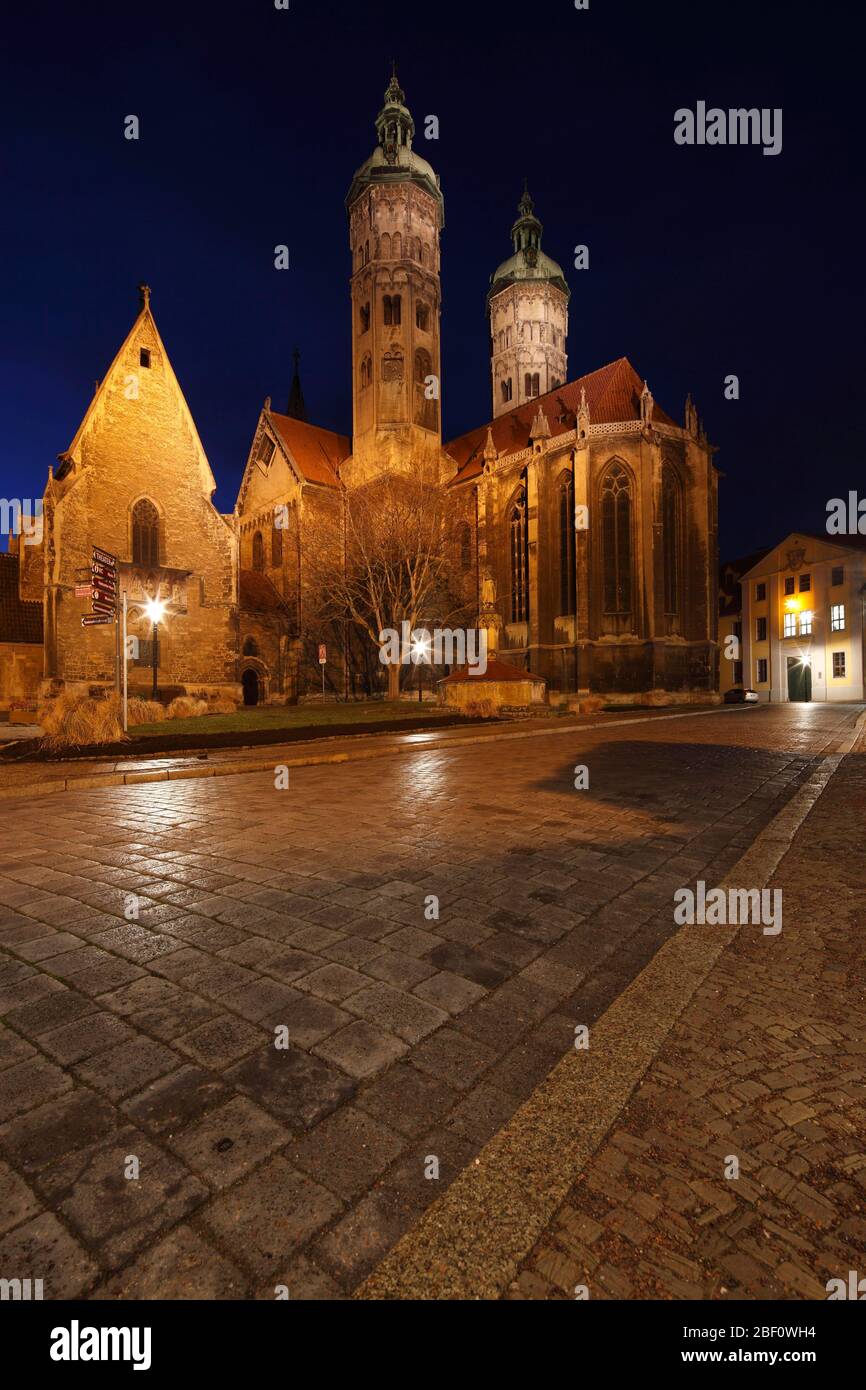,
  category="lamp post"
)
[144,598,167,702]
